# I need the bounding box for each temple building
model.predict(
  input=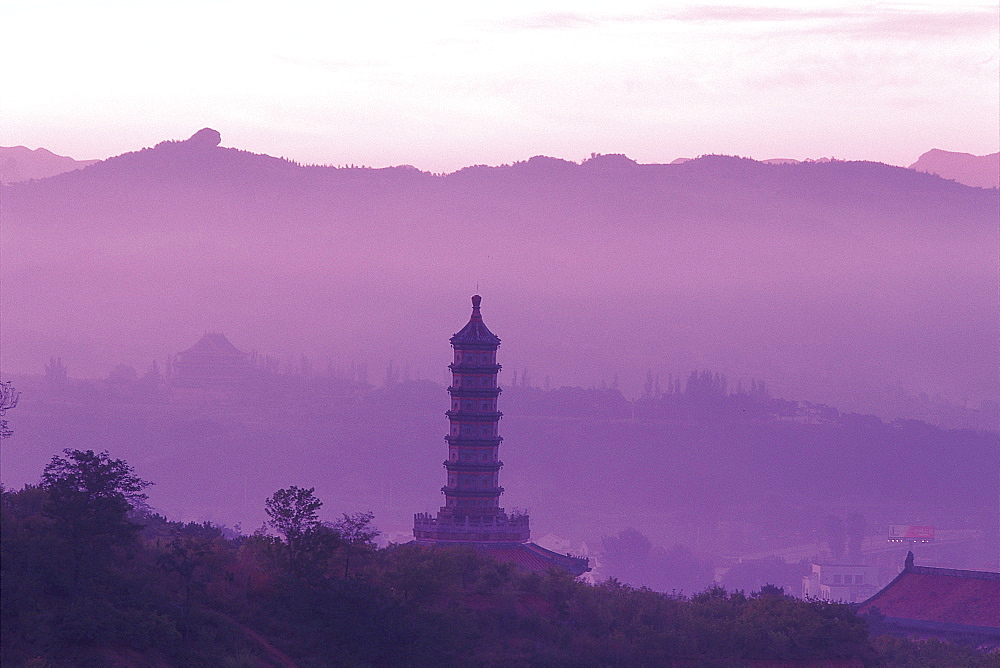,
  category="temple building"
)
[857,554,1000,647]
[414,296,588,576]
[169,333,252,403]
